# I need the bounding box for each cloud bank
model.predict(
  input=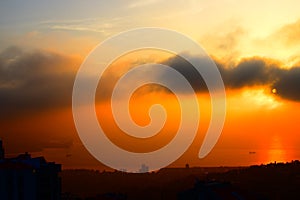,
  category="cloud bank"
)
[0,46,299,120]
[0,46,78,119]
[159,54,300,101]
